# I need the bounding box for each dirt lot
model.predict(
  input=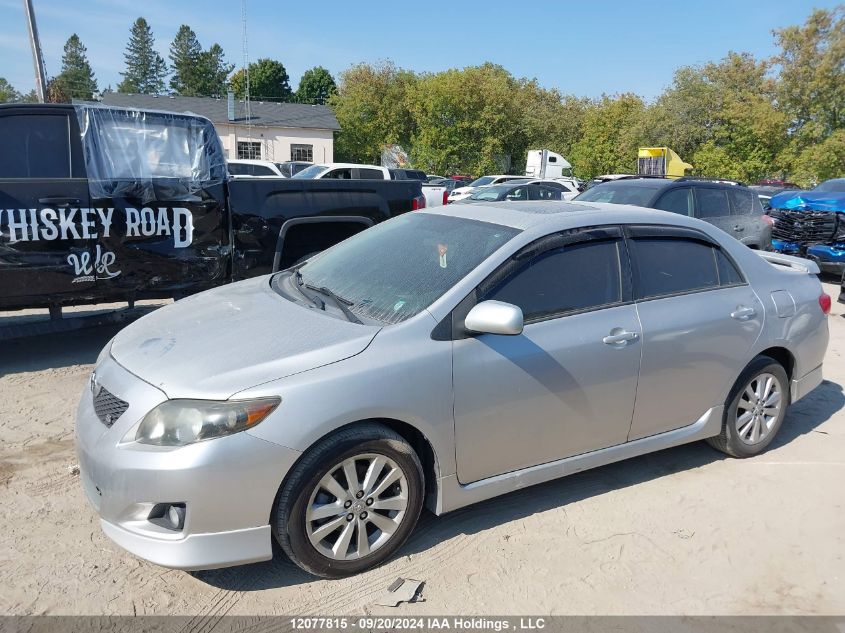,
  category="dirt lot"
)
[2,284,844,616]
